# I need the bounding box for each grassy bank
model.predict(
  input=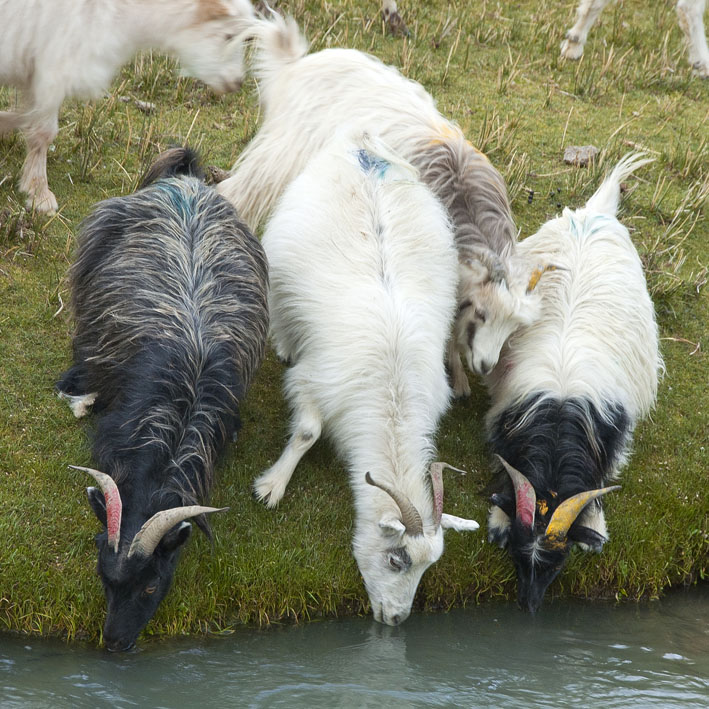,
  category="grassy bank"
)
[1,0,706,642]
